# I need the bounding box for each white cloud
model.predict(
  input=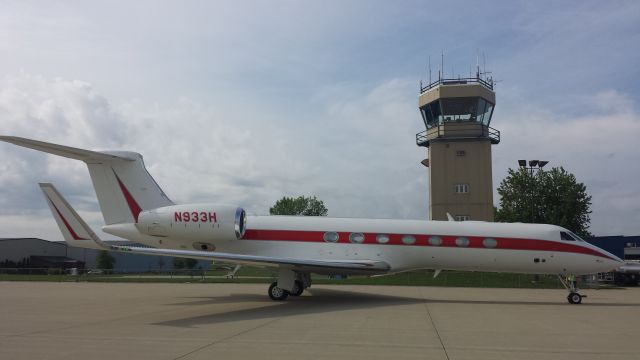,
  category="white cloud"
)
[0,73,429,241]
[1,1,639,239]
[2,72,639,240]
[493,90,640,235]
